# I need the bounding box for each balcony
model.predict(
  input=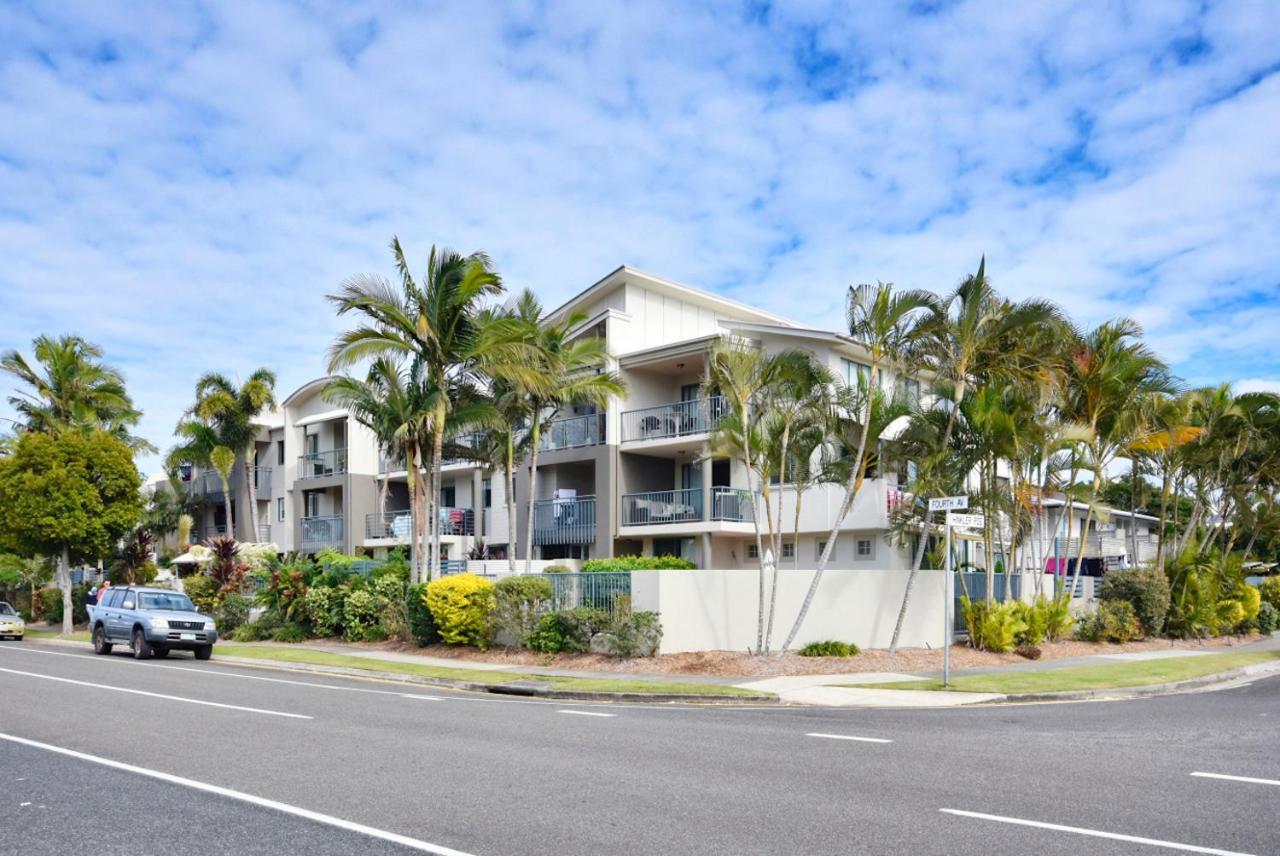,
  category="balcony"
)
[710,487,754,522]
[366,510,413,541]
[298,449,347,479]
[185,466,272,500]
[621,396,726,442]
[538,413,605,452]
[252,467,273,500]
[621,488,703,526]
[532,496,596,545]
[300,515,344,551]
